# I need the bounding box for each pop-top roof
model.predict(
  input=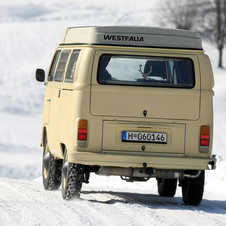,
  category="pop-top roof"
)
[60,26,203,50]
